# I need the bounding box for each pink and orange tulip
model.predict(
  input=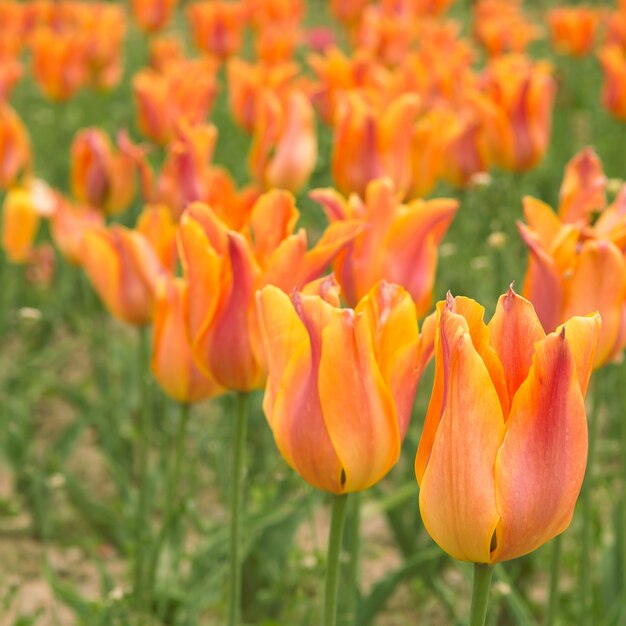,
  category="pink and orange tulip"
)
[416,289,600,563]
[186,1,246,60]
[130,0,178,33]
[311,177,457,312]
[548,7,602,57]
[599,45,626,122]
[0,103,31,189]
[257,277,434,494]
